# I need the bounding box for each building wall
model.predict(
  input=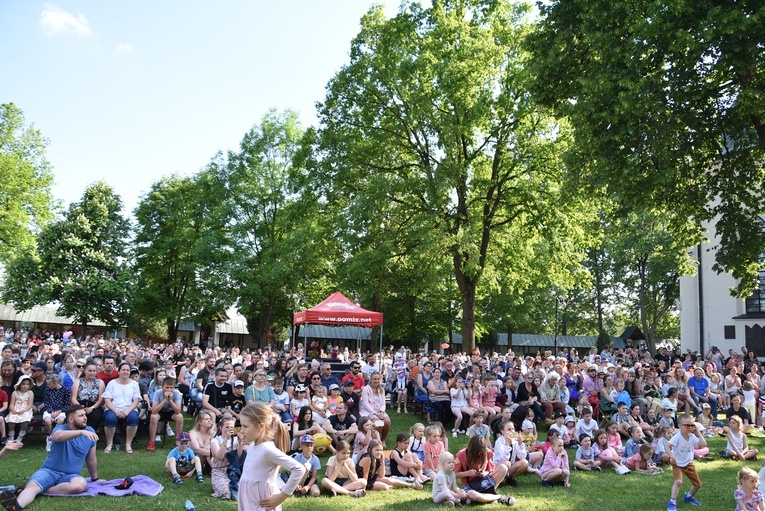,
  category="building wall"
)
[680,217,762,355]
